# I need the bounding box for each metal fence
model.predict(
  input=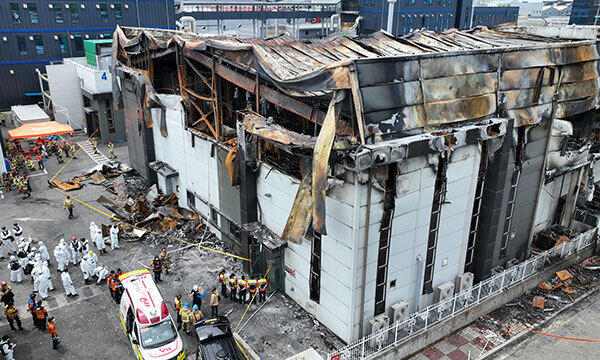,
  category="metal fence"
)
[327,228,597,360]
